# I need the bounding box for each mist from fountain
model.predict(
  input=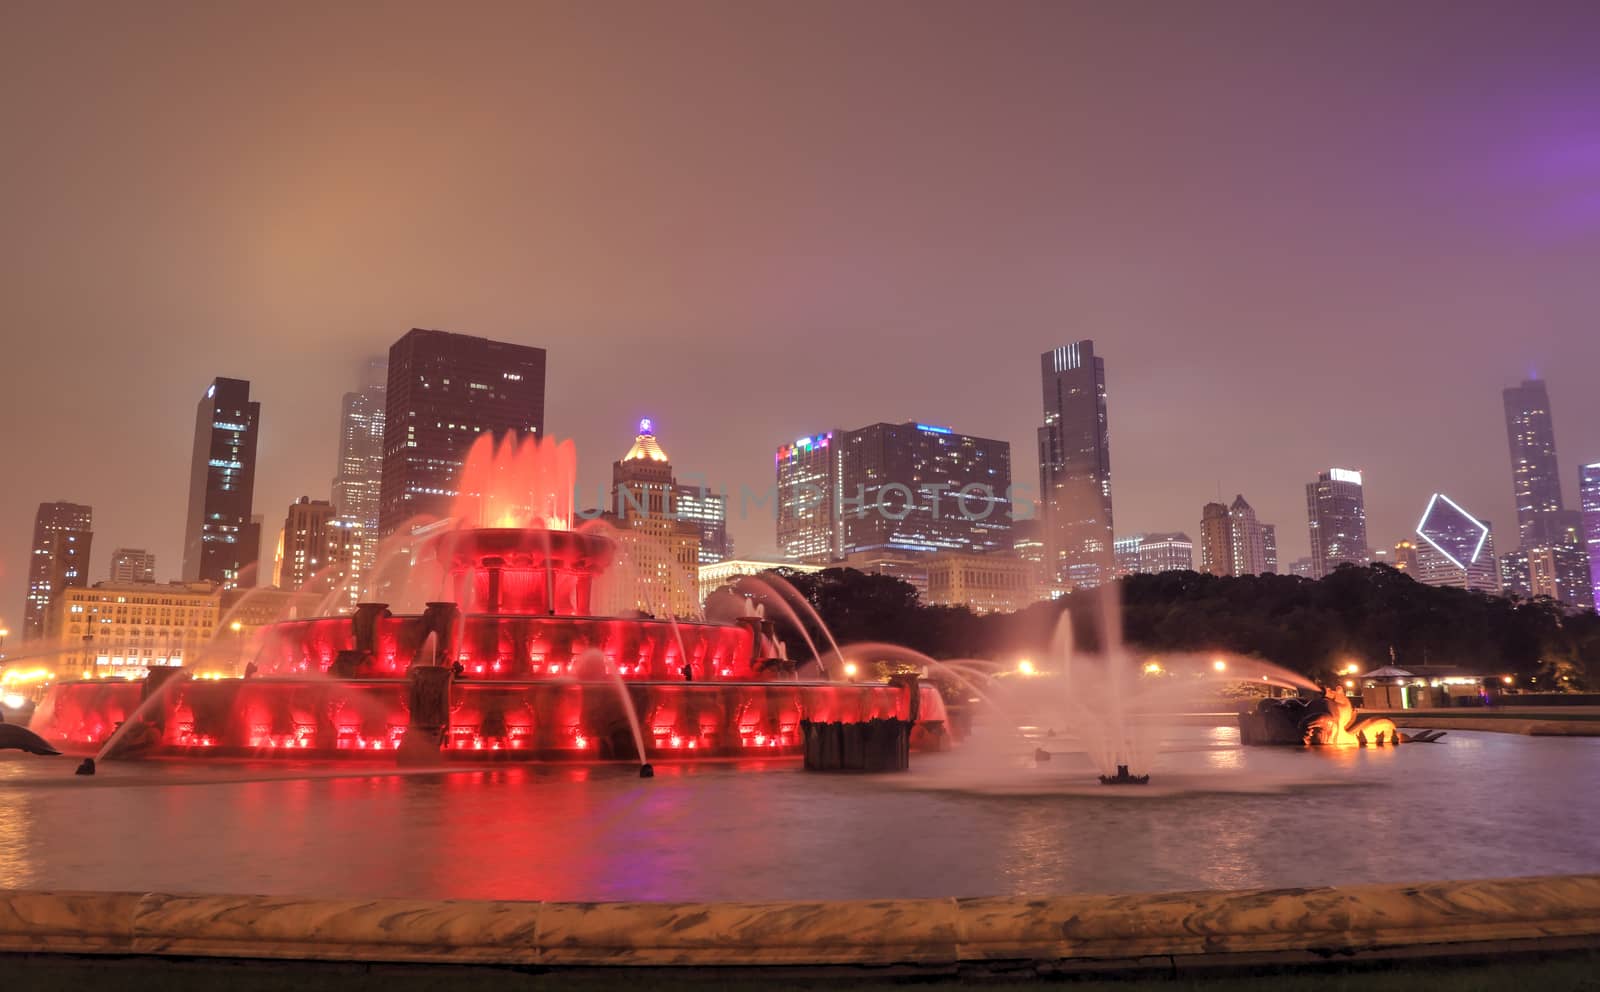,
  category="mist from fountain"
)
[731,576,822,675]
[733,573,839,679]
